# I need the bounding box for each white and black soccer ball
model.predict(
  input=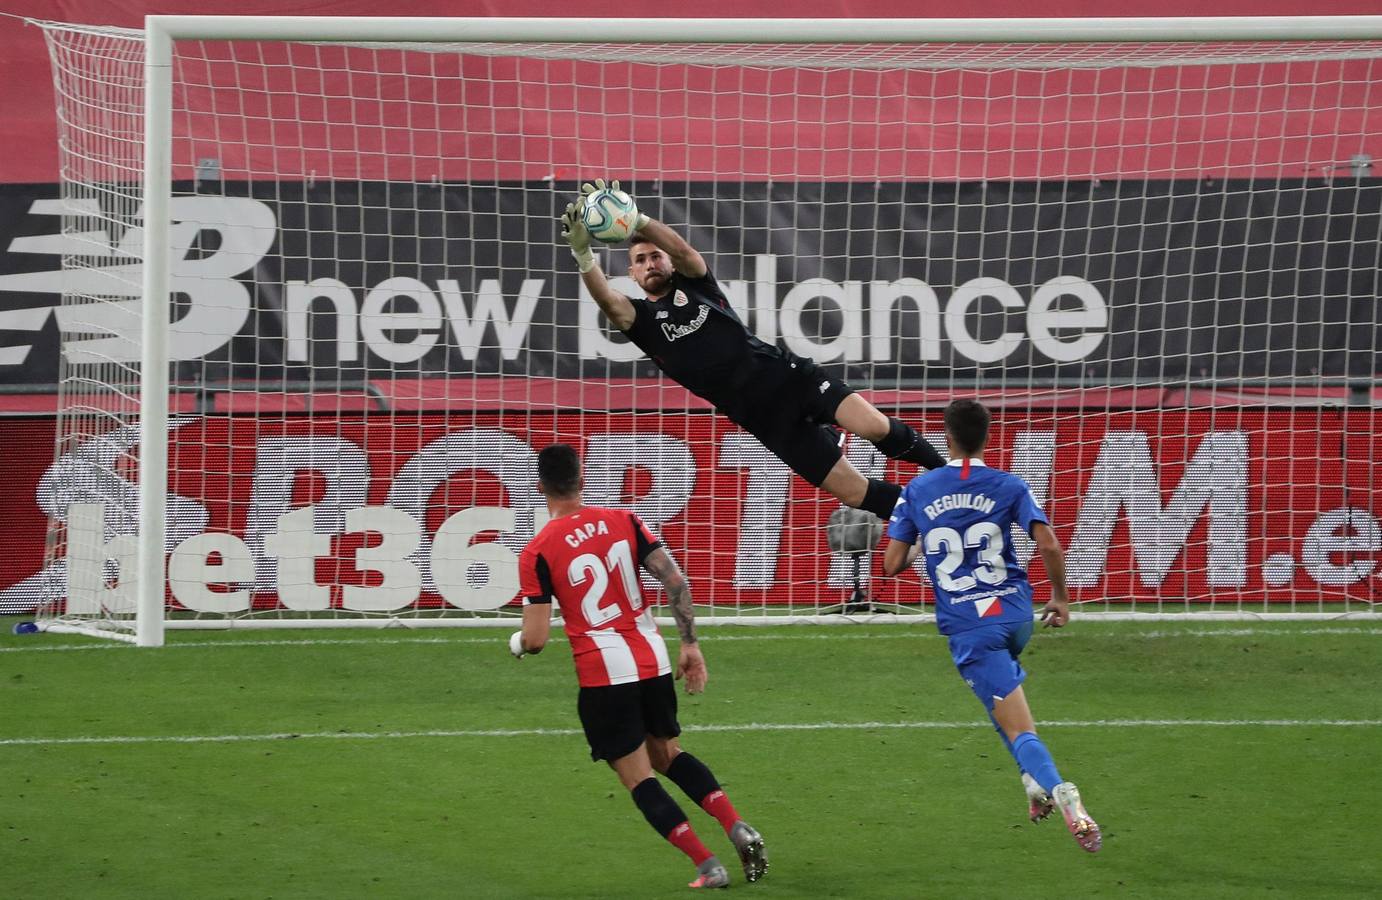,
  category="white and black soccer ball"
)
[581,188,639,244]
